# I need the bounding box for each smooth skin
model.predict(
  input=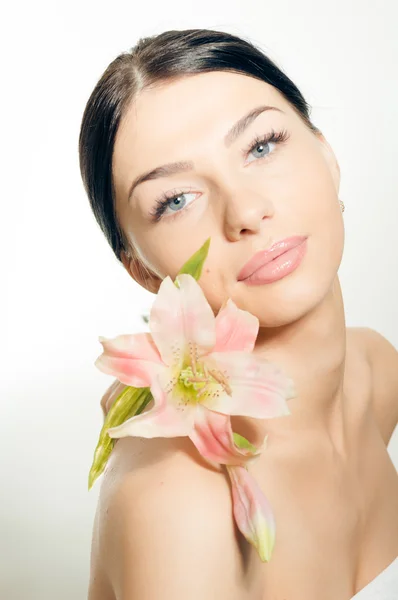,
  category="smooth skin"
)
[88,71,398,600]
